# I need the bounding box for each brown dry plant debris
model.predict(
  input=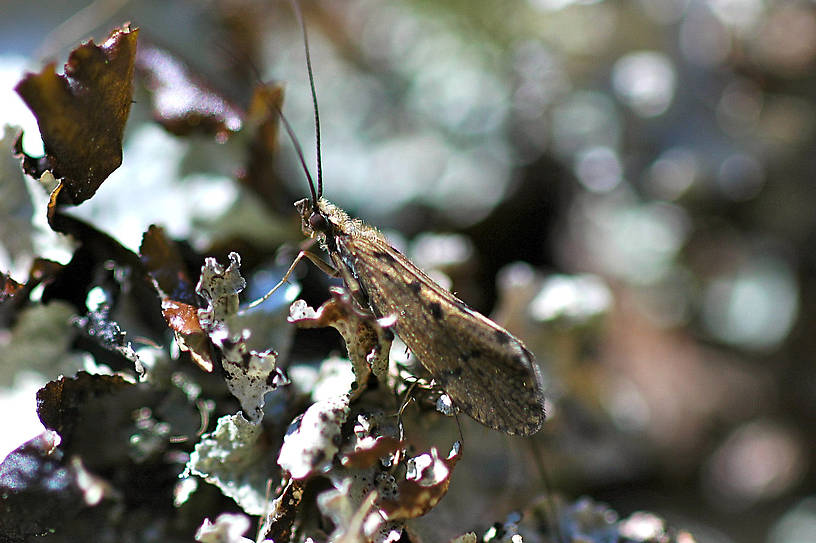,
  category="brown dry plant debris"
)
[15,24,138,205]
